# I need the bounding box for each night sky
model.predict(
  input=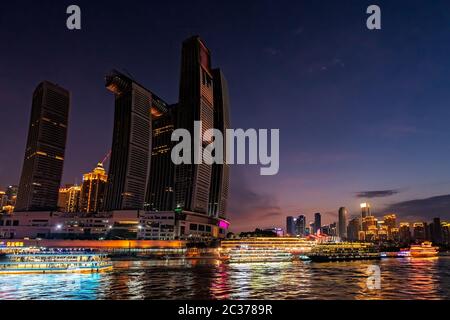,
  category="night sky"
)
[1,0,450,232]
